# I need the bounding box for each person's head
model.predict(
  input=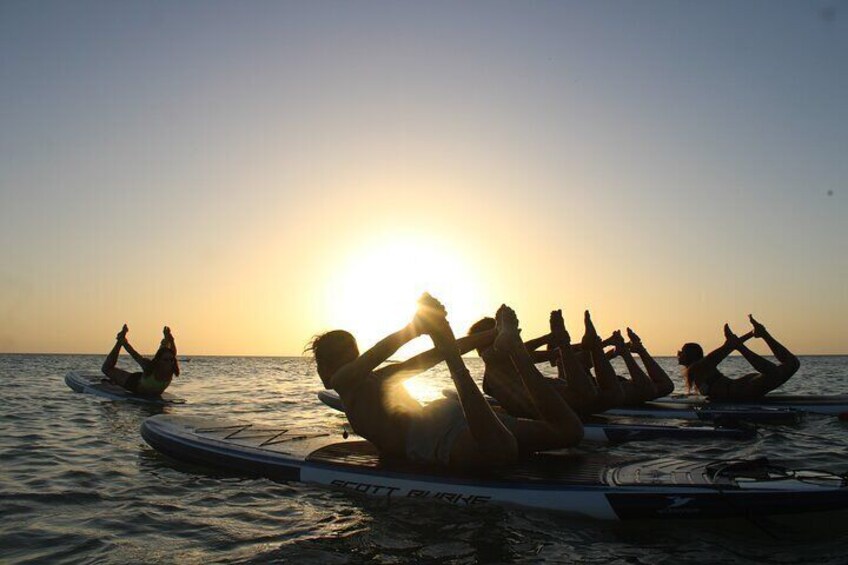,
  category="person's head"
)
[677,342,703,367]
[467,317,496,357]
[152,338,180,377]
[309,330,359,388]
